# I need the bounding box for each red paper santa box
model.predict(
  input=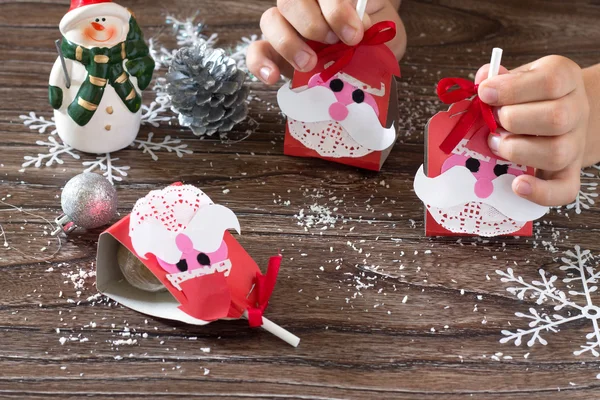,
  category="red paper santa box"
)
[413,80,549,237]
[96,184,299,346]
[277,21,401,171]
